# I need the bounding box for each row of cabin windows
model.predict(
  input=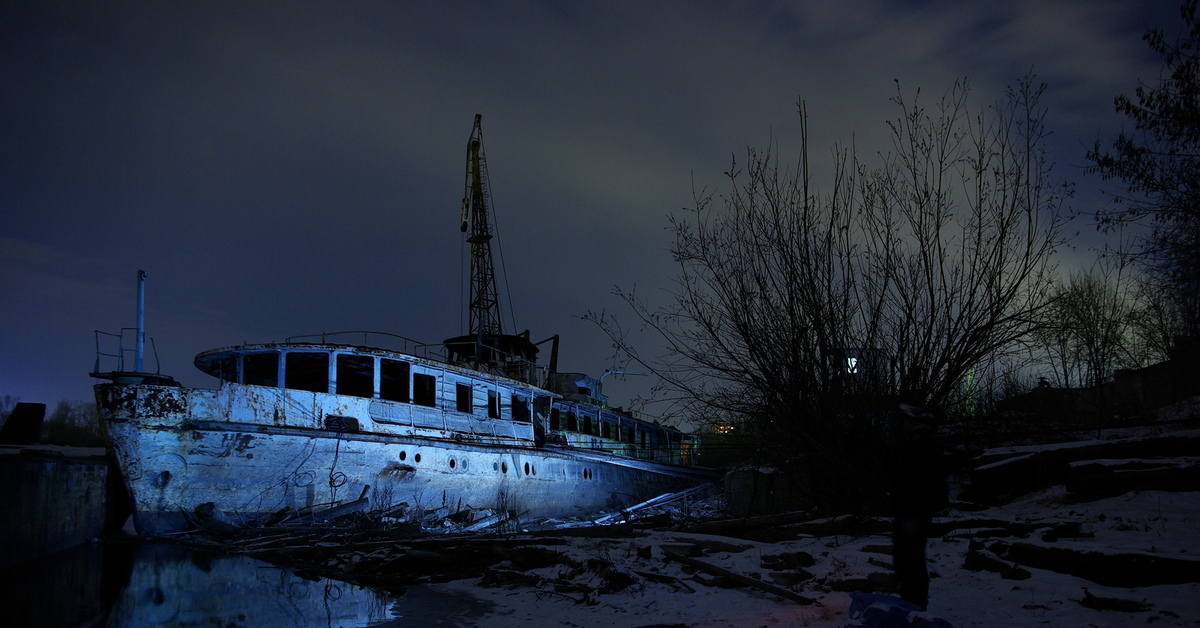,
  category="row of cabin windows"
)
[236,351,529,419]
[454,384,506,419]
[242,352,420,403]
[550,408,654,445]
